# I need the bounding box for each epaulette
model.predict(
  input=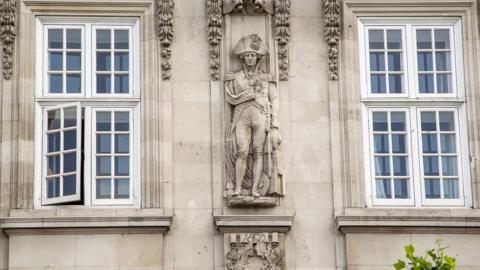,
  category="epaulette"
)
[224,73,236,81]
